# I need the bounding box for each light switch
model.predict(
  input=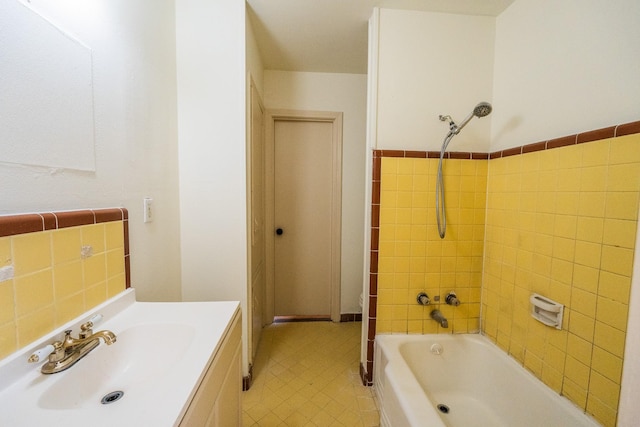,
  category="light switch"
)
[143,197,153,223]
